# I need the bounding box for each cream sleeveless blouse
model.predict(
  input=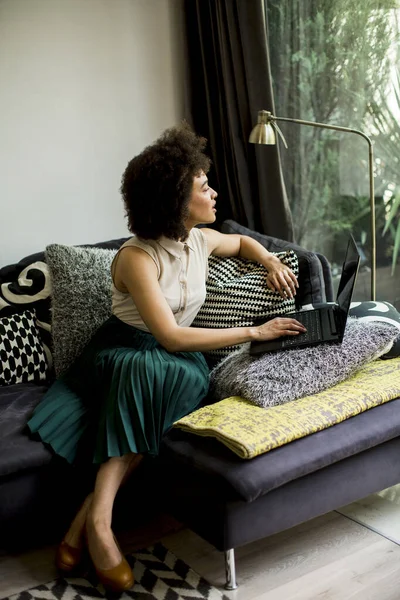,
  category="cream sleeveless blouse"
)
[112,228,209,332]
